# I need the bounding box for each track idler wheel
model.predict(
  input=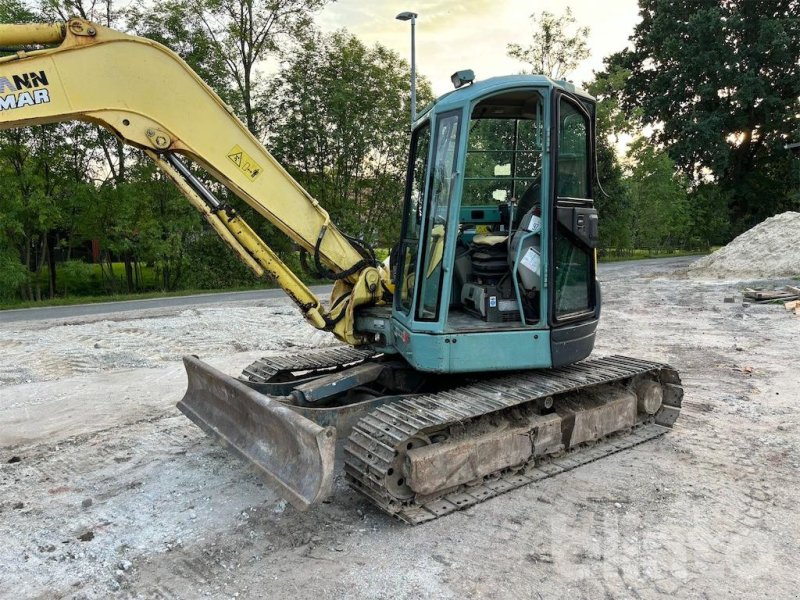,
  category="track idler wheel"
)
[635,378,664,415]
[385,435,431,501]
